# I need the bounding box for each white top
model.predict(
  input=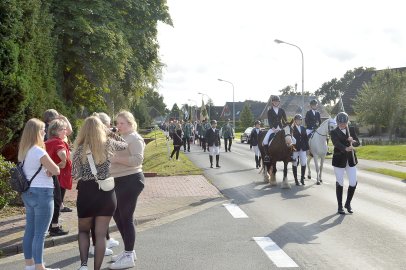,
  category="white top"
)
[23,146,54,188]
